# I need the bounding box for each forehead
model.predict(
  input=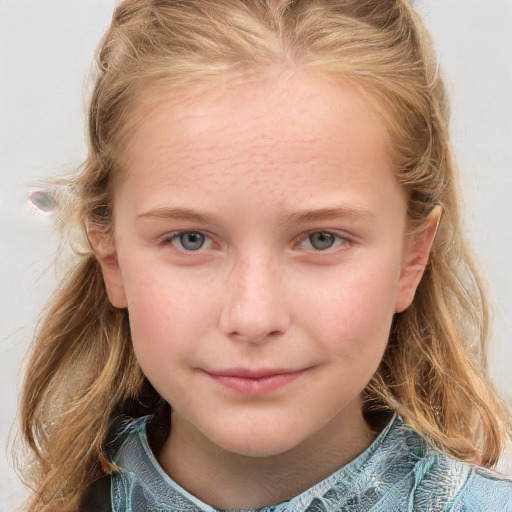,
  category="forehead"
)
[116,70,399,211]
